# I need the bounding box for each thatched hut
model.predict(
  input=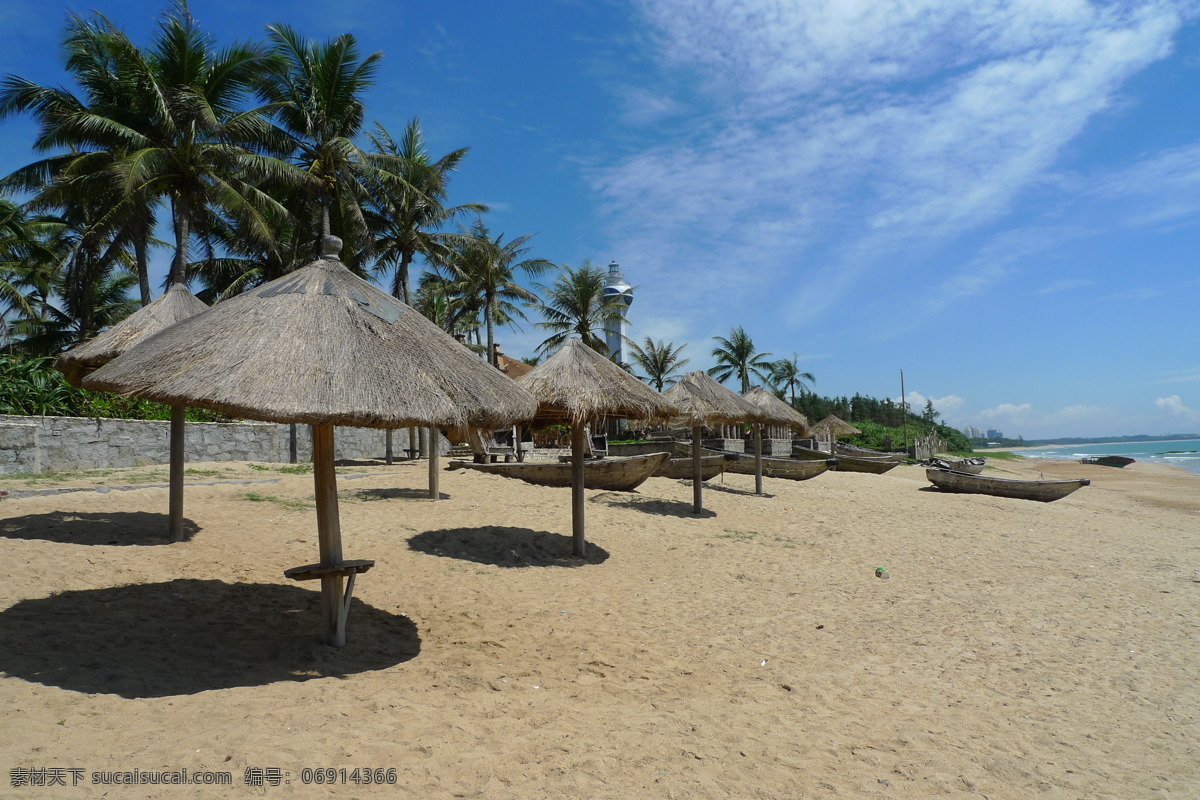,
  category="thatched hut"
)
[85,236,538,646]
[743,386,811,438]
[55,283,209,541]
[813,415,861,451]
[516,338,677,555]
[662,371,766,507]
